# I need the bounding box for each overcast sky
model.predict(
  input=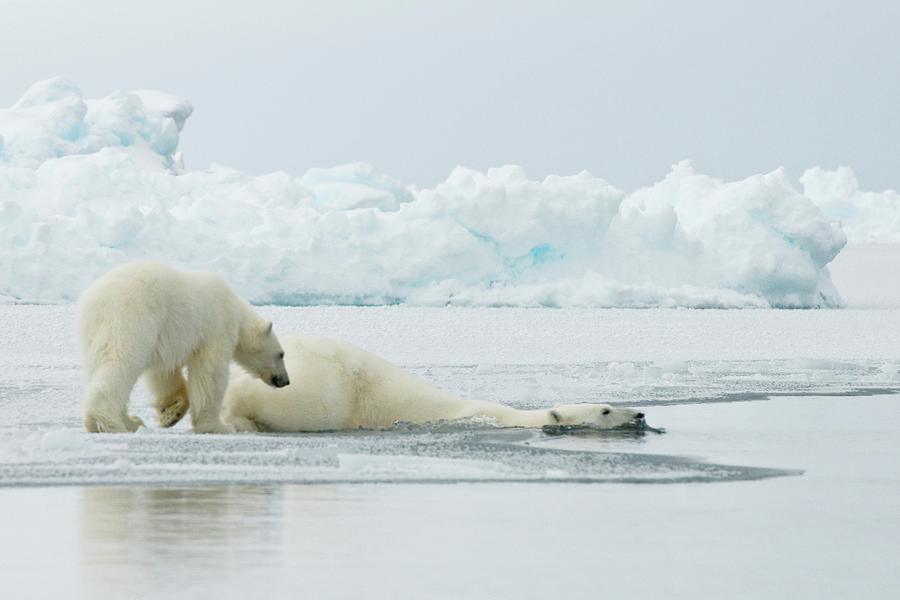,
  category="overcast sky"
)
[1,0,898,190]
